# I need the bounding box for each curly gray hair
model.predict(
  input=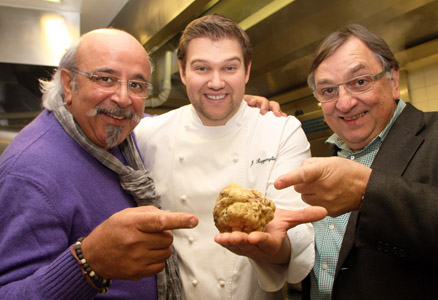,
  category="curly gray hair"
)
[39,39,80,111]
